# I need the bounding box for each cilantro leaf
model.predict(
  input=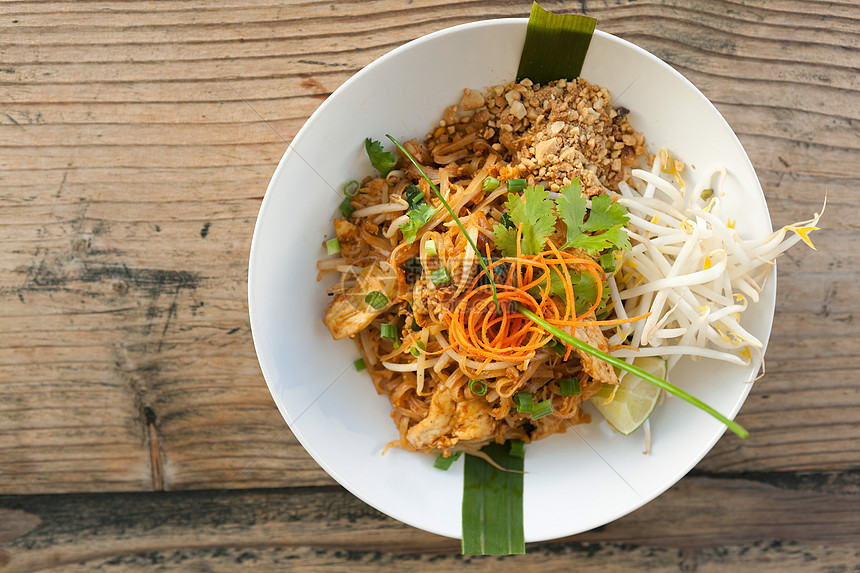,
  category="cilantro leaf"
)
[571,271,607,316]
[492,225,520,258]
[555,181,587,244]
[492,186,557,257]
[555,179,631,253]
[399,203,437,243]
[583,194,630,234]
[365,138,398,177]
